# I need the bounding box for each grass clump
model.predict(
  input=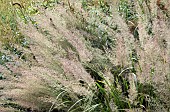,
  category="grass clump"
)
[0,0,169,111]
[80,58,161,111]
